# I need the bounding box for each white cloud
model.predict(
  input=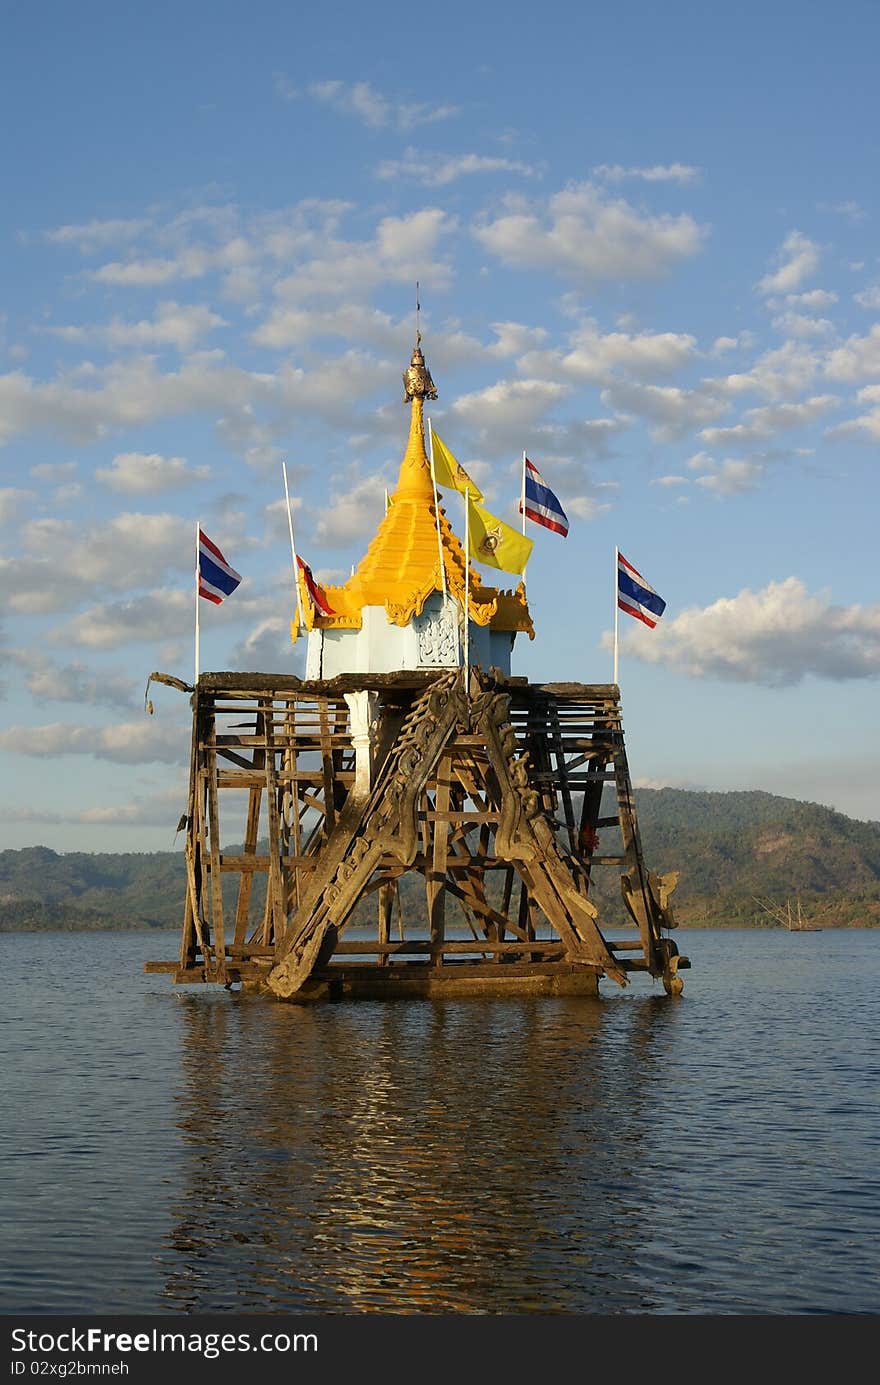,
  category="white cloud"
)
[614,578,880,686]
[825,324,880,381]
[229,617,300,671]
[592,163,700,184]
[43,217,152,251]
[770,311,834,339]
[450,378,571,453]
[488,322,549,357]
[252,301,408,352]
[756,231,820,296]
[519,320,697,386]
[51,591,192,646]
[712,341,821,401]
[0,487,35,523]
[650,475,689,487]
[90,251,211,286]
[9,650,138,710]
[0,348,391,449]
[474,182,706,283]
[46,301,226,352]
[314,472,390,545]
[825,384,880,443]
[600,380,728,440]
[0,719,186,764]
[694,458,765,496]
[271,208,456,305]
[820,200,865,223]
[264,495,305,544]
[854,284,880,310]
[565,495,612,520]
[786,289,838,309]
[377,148,538,186]
[2,513,194,614]
[699,394,838,449]
[30,461,77,481]
[95,452,210,493]
[76,786,188,827]
[306,79,457,131]
[54,482,82,503]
